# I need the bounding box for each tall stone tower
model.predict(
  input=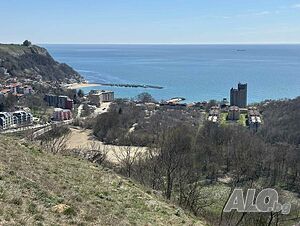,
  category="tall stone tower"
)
[230,83,247,108]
